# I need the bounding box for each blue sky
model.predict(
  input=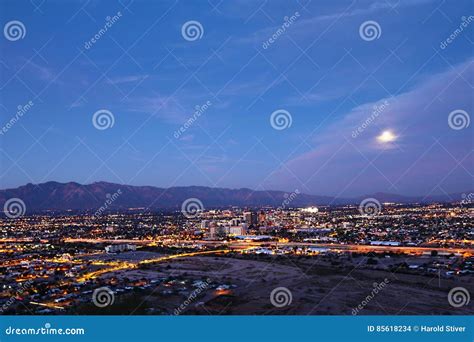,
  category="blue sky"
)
[0,0,472,198]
